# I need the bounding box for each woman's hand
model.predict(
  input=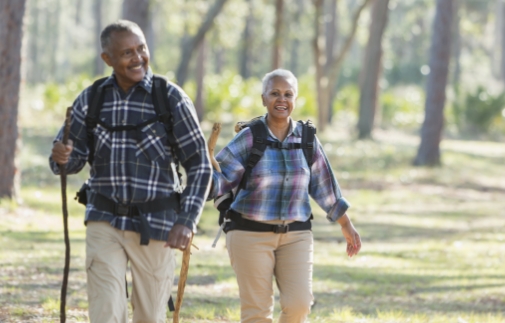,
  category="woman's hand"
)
[337,214,362,258]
